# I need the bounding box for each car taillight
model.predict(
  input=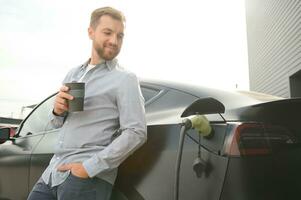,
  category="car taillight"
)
[223,122,297,156]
